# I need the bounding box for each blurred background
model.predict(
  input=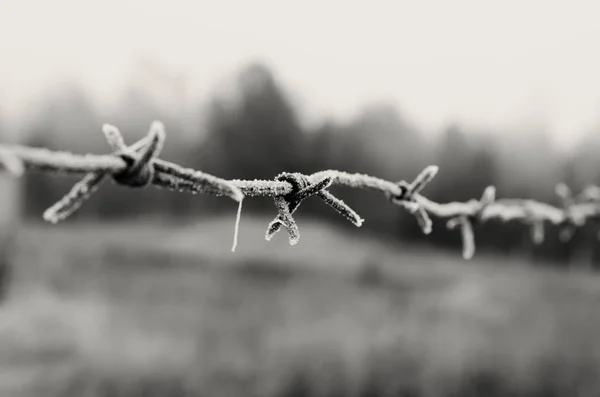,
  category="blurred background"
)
[2,1,600,396]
